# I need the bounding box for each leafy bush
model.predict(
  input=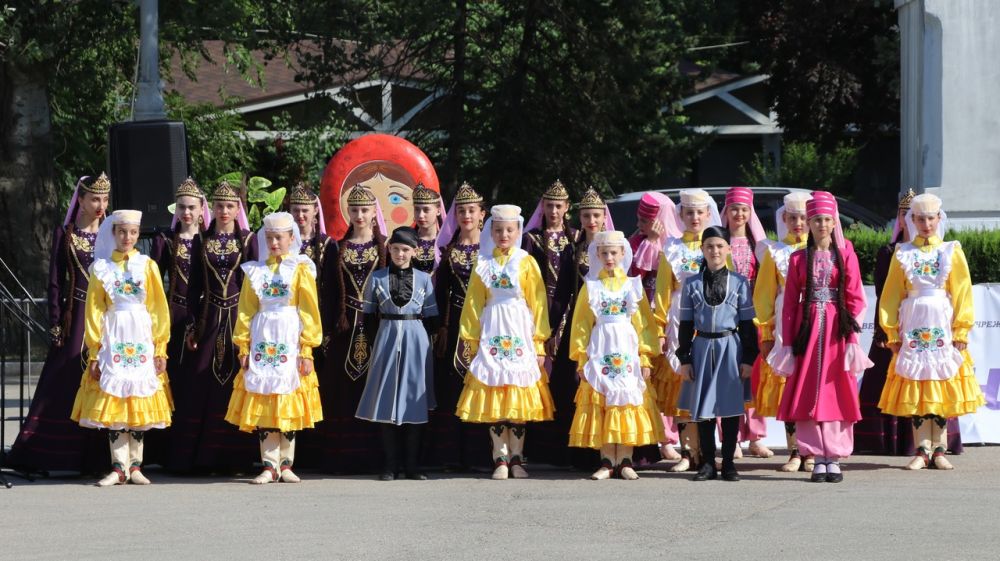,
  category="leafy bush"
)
[844,228,1000,284]
[741,141,859,194]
